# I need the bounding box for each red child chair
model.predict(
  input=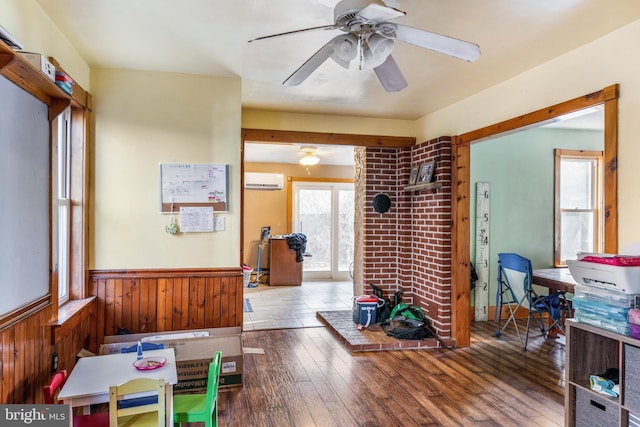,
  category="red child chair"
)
[44,370,109,427]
